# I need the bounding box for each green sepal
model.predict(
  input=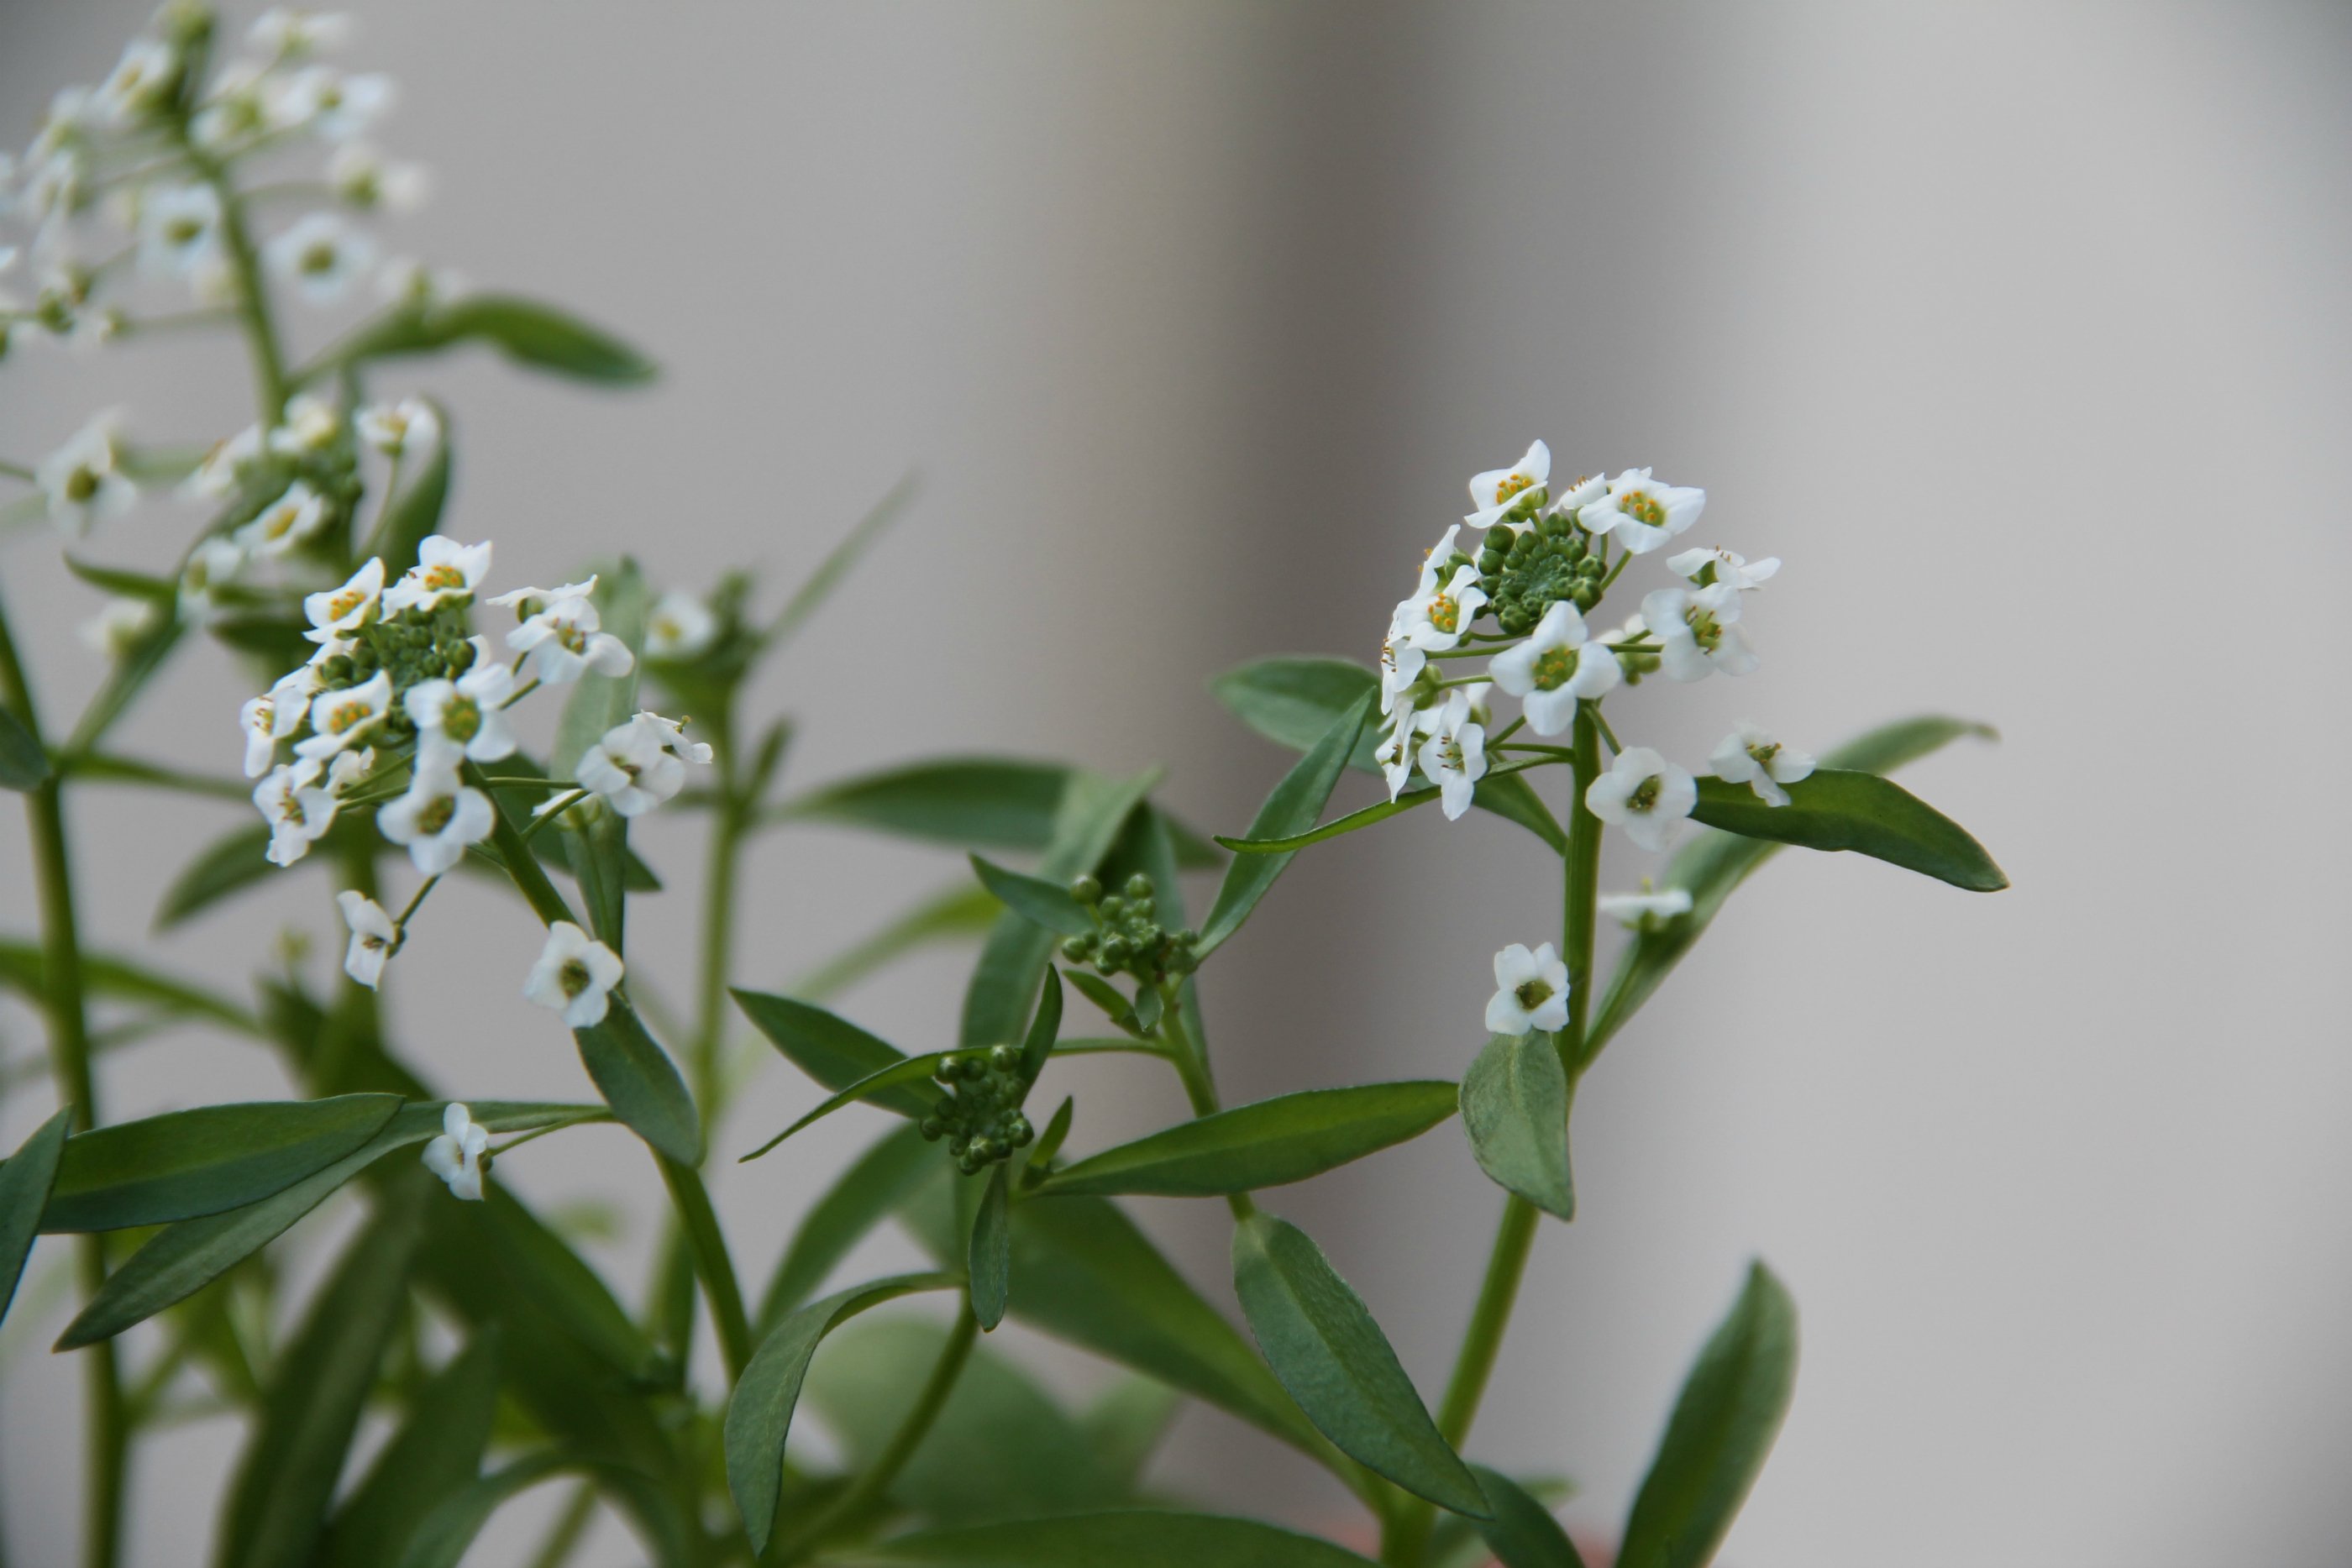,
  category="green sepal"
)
[1459,1033,1574,1221]
[1038,1081,1457,1198]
